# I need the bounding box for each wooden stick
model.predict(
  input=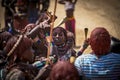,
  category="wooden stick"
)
[46,0,58,65]
[84,28,88,40]
[49,0,57,42]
